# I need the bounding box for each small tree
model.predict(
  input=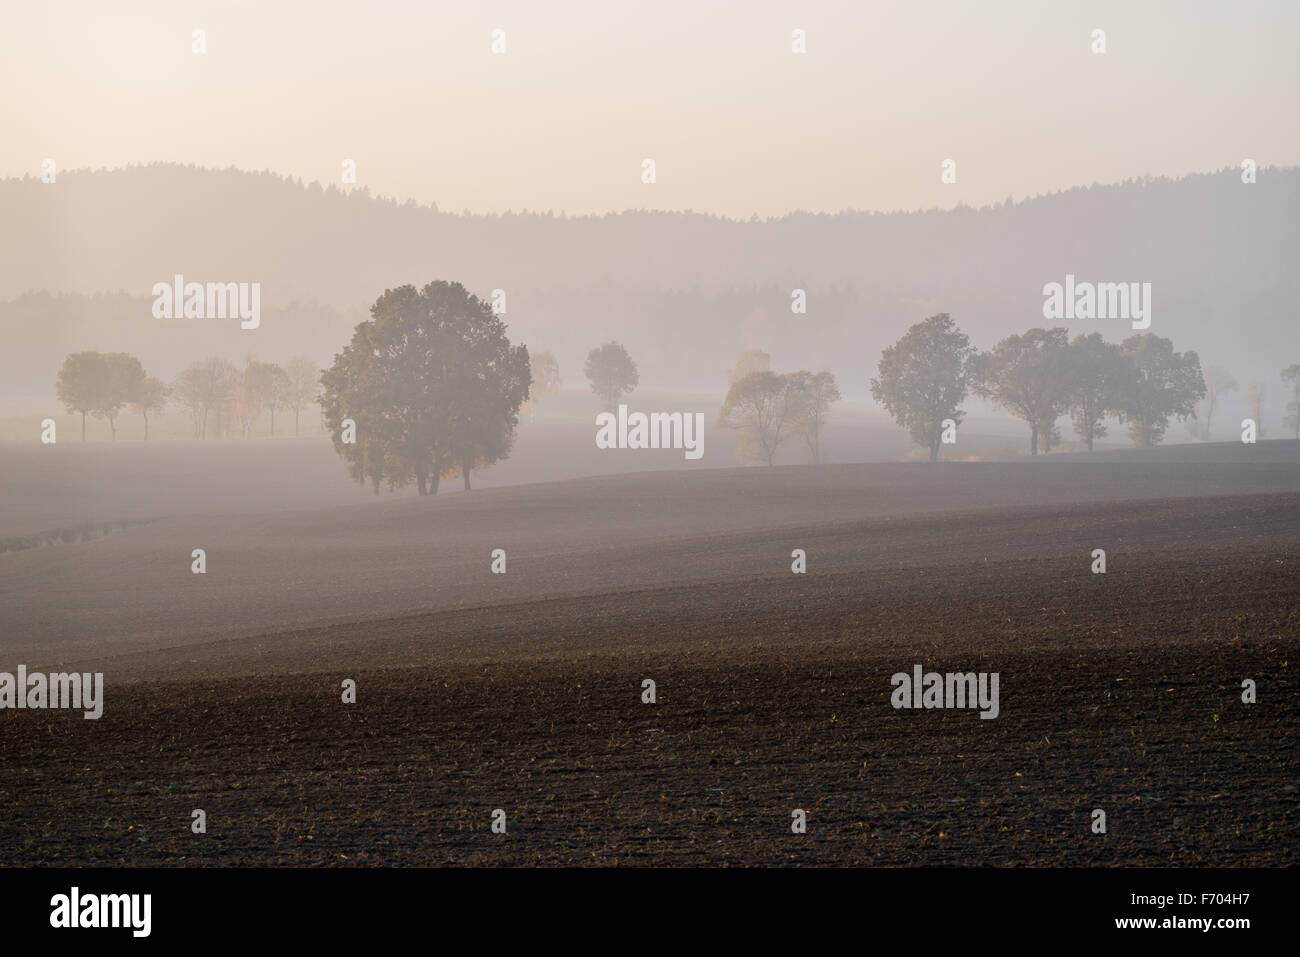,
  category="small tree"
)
[1280,364,1300,439]
[56,351,108,441]
[1066,333,1126,452]
[1246,381,1265,437]
[130,376,169,440]
[1200,365,1238,441]
[524,350,561,421]
[268,364,289,435]
[584,341,639,411]
[284,356,321,437]
[789,370,841,464]
[870,314,974,462]
[173,358,236,439]
[719,370,805,466]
